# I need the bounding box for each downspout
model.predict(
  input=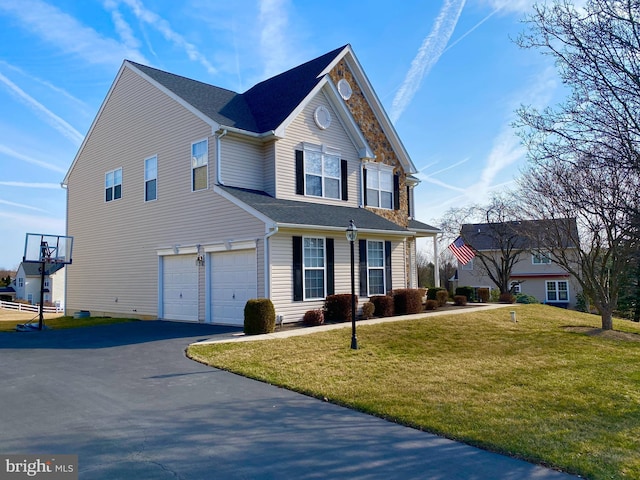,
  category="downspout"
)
[434,234,440,287]
[264,224,279,299]
[61,182,69,316]
[216,128,228,185]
